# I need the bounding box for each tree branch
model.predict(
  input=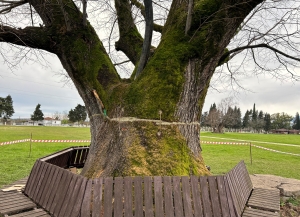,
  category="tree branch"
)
[135,0,153,79]
[0,25,52,52]
[218,43,300,66]
[130,0,163,33]
[0,0,26,14]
